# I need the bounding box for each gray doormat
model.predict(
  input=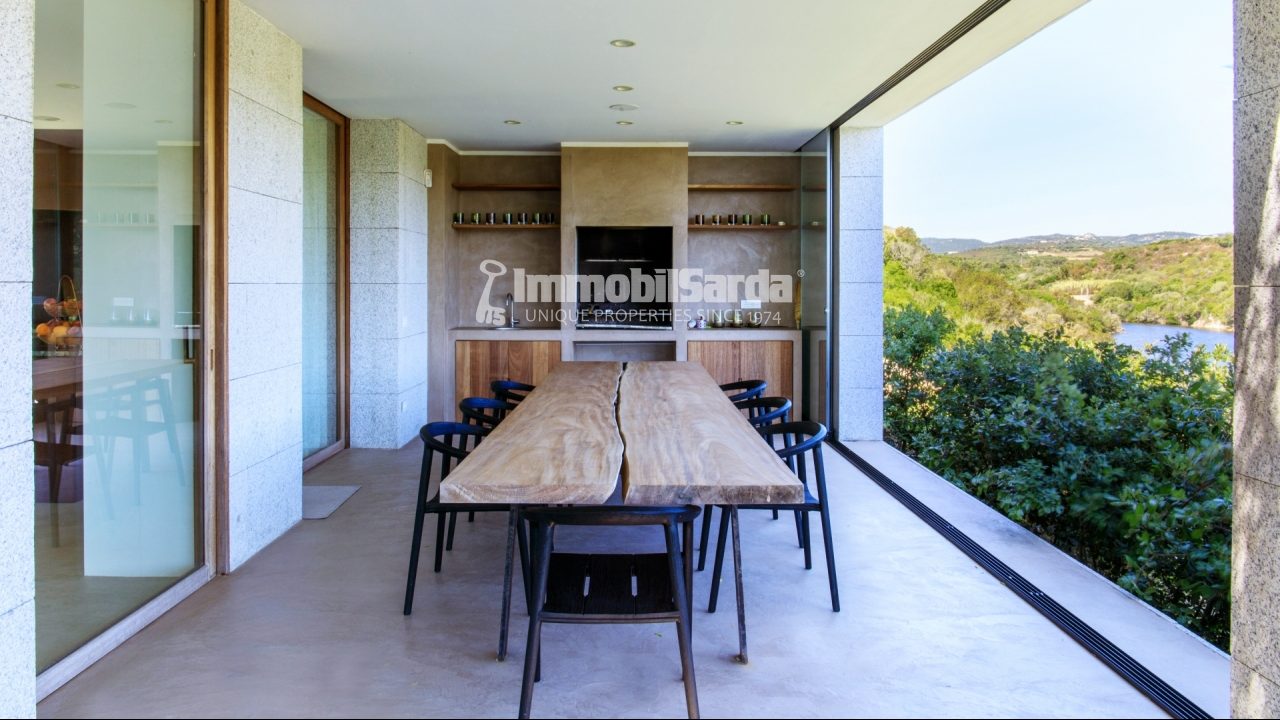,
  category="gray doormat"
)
[303,485,360,519]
